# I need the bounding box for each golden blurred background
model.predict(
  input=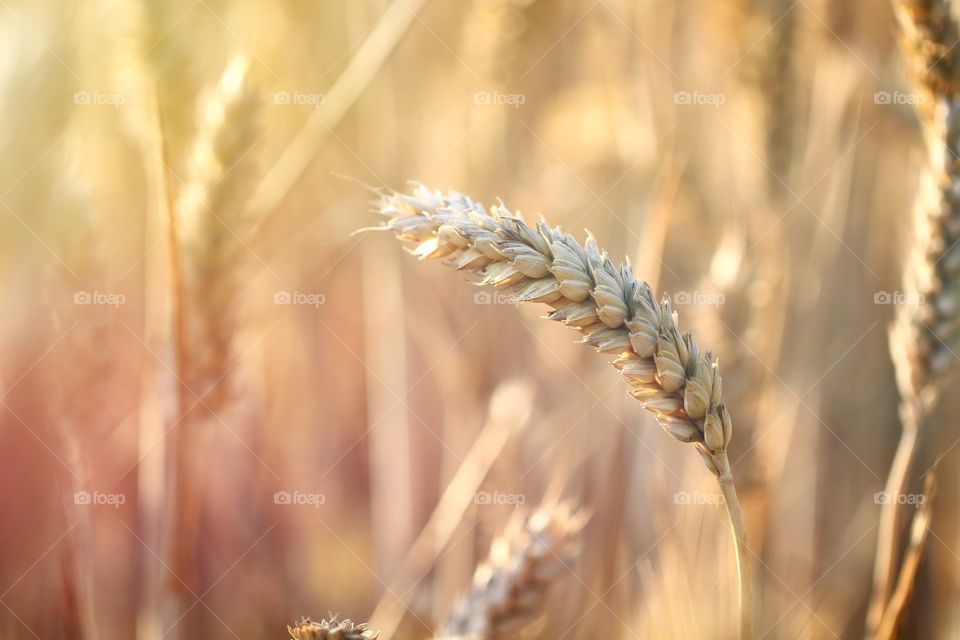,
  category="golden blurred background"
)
[0,0,955,638]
